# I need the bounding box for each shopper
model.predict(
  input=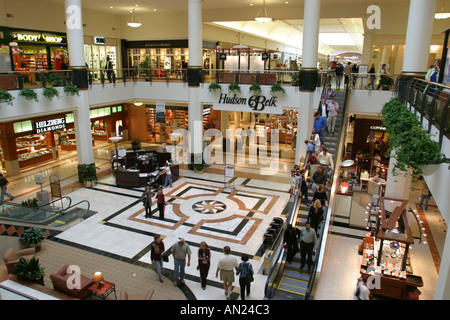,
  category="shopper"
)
[326,97,339,135]
[376,64,389,90]
[198,241,211,290]
[292,131,297,150]
[298,169,309,205]
[311,130,321,154]
[236,254,254,300]
[318,147,334,174]
[162,161,173,188]
[150,235,165,283]
[299,222,318,272]
[367,63,376,89]
[312,185,328,209]
[0,173,14,204]
[141,186,154,218]
[344,62,352,87]
[305,139,315,159]
[171,237,191,286]
[335,63,344,90]
[155,187,166,220]
[308,199,325,235]
[216,246,238,300]
[355,276,371,300]
[105,56,114,83]
[284,224,300,263]
[311,165,328,194]
[321,83,336,105]
[313,112,327,147]
[419,183,431,212]
[317,98,328,119]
